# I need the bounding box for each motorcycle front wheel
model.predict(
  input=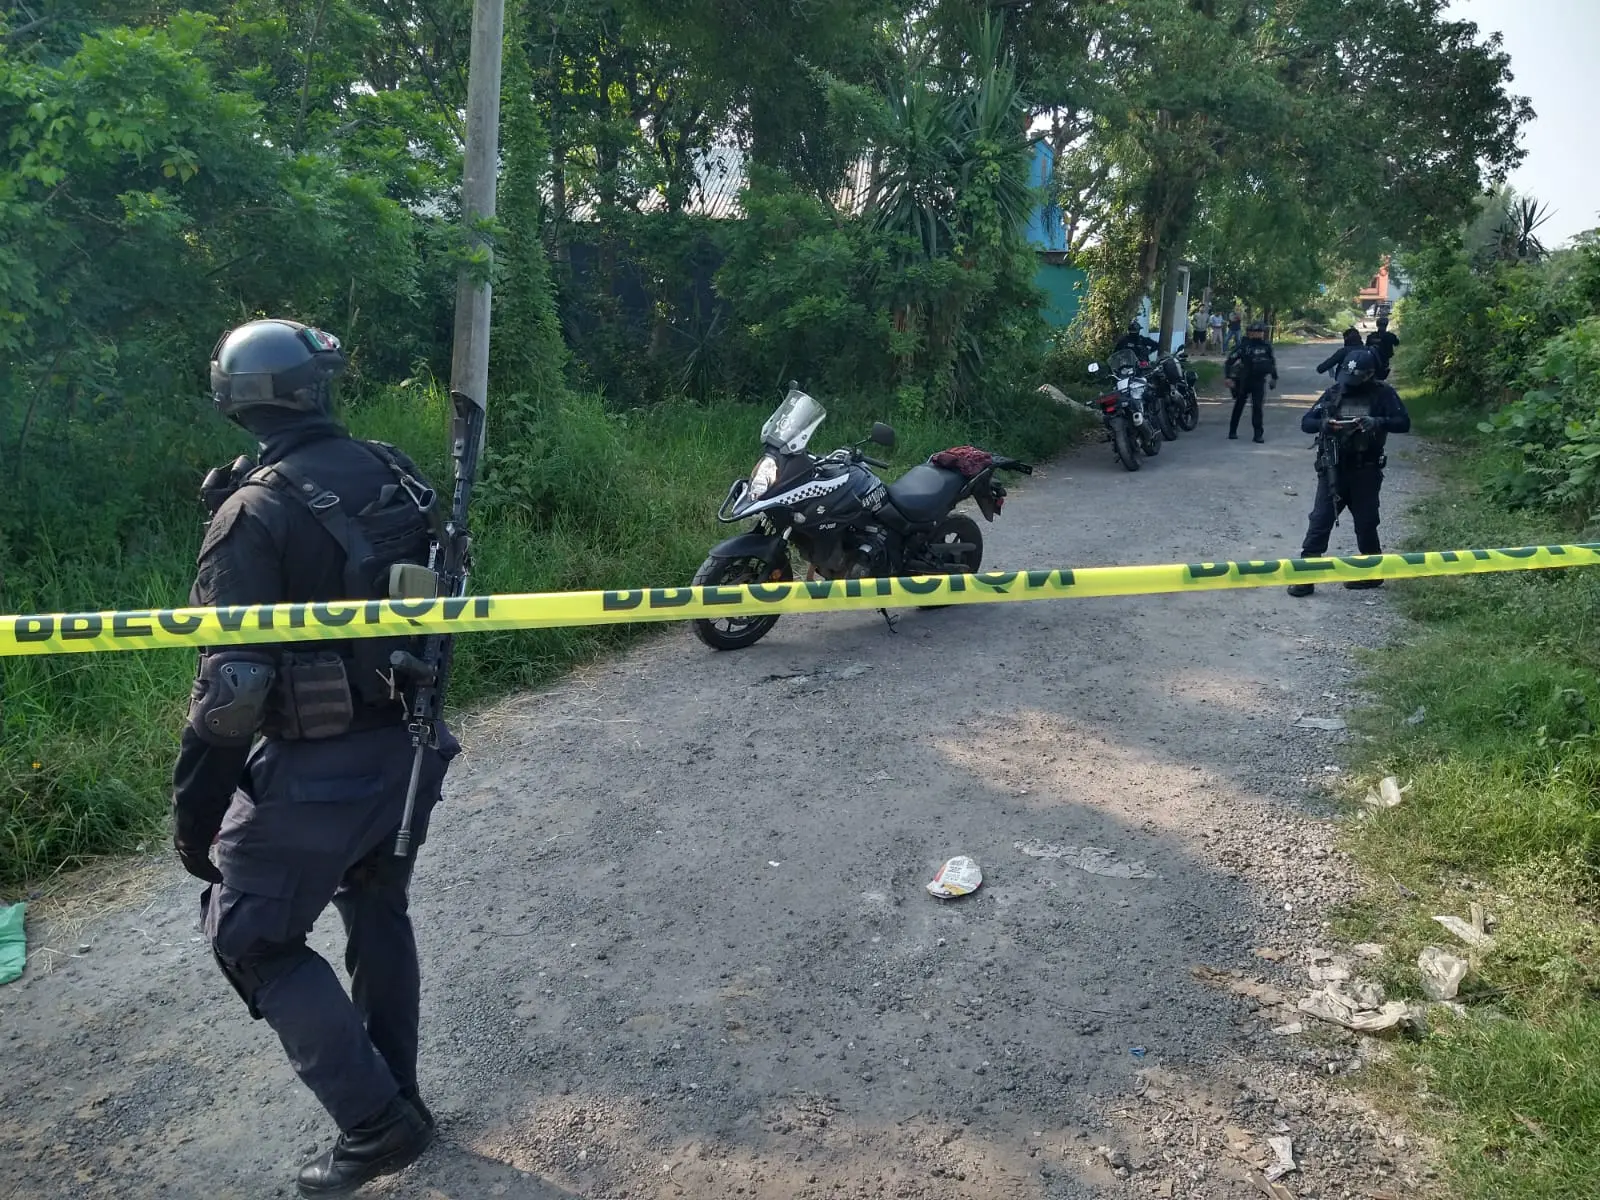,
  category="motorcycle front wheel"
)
[1112,422,1141,471]
[690,554,793,650]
